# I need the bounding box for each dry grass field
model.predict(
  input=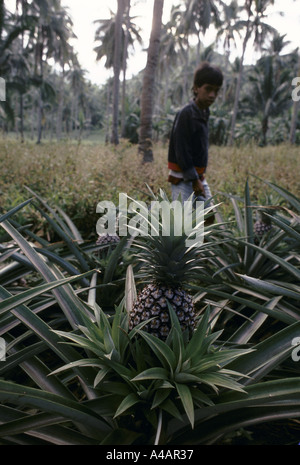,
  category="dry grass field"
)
[0,138,299,237]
